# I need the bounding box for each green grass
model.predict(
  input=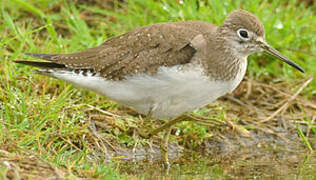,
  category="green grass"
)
[0,0,315,179]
